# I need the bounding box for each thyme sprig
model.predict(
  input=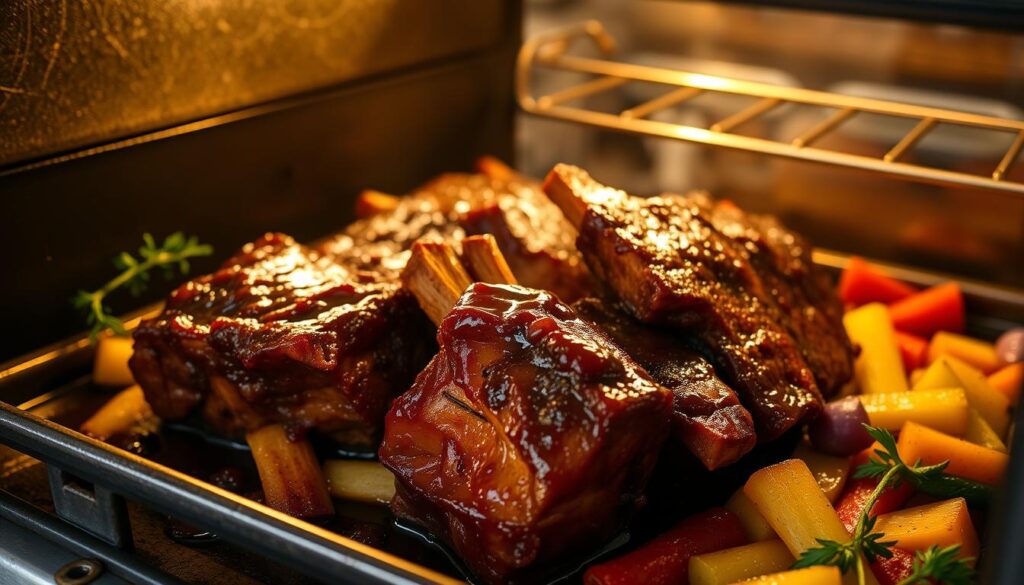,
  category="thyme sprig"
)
[794,425,978,585]
[897,545,974,585]
[73,232,212,339]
